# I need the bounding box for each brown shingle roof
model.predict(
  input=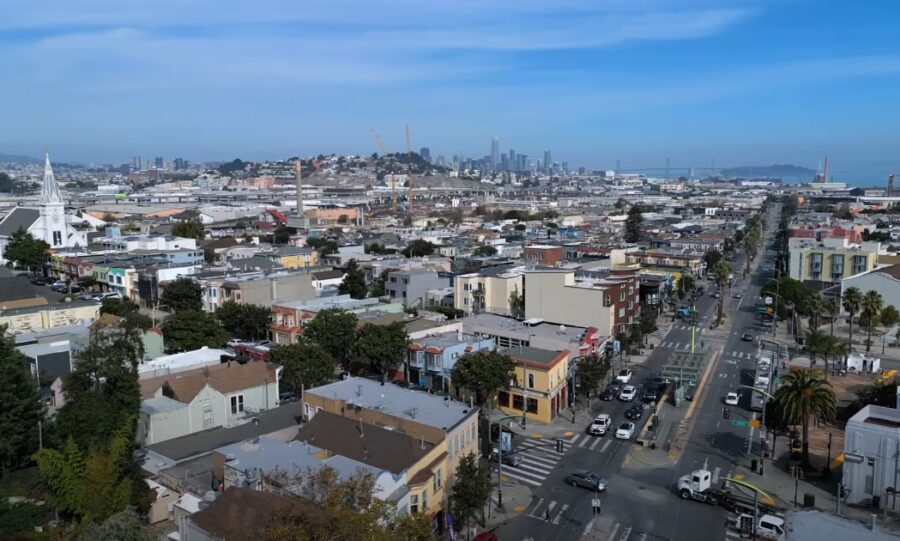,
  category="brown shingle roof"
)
[408,451,448,485]
[295,411,434,474]
[189,487,287,541]
[162,362,278,403]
